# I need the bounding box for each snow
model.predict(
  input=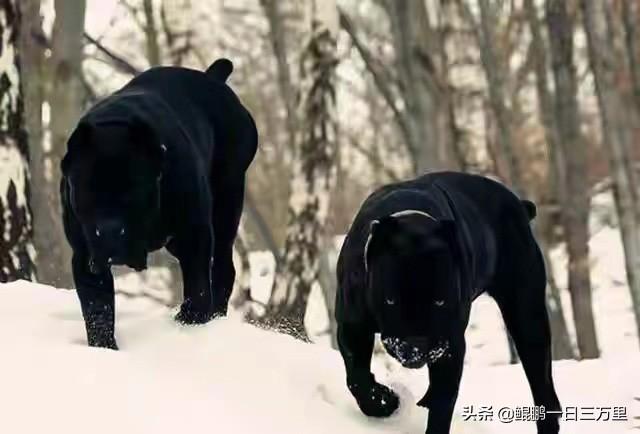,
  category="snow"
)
[2,189,638,433]
[0,281,638,434]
